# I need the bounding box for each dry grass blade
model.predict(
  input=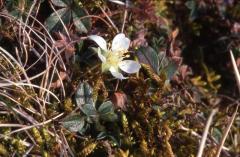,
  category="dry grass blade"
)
[229,50,240,92]
[99,5,119,33]
[196,108,218,157]
[179,125,230,151]
[49,2,71,39]
[214,50,240,157]
[0,124,26,127]
[1,113,64,137]
[215,103,239,157]
[121,0,129,33]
